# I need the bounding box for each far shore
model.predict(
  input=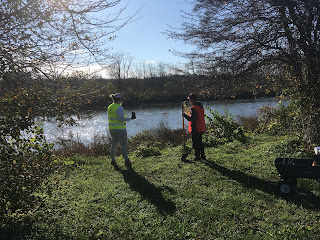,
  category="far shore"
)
[78,93,279,112]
